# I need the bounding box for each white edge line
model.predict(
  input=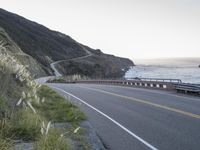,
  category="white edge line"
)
[52,86,158,150]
